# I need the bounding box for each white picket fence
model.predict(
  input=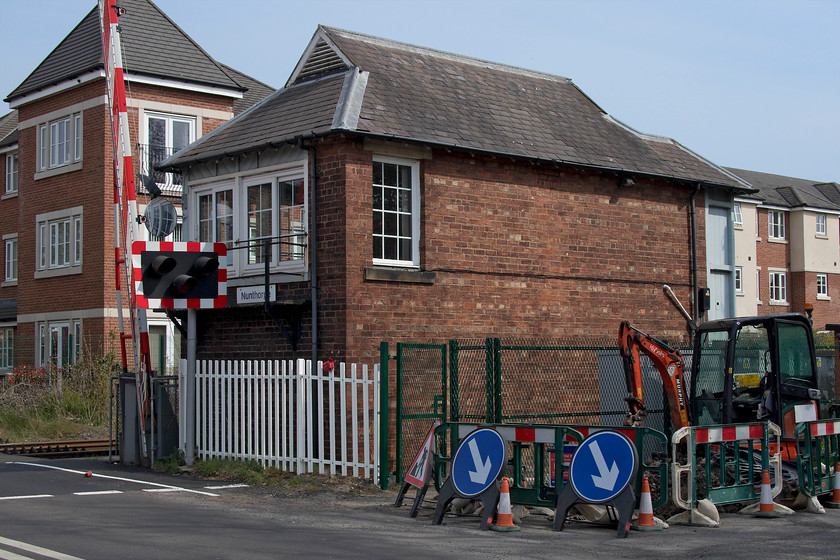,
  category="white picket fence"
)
[192,359,380,480]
